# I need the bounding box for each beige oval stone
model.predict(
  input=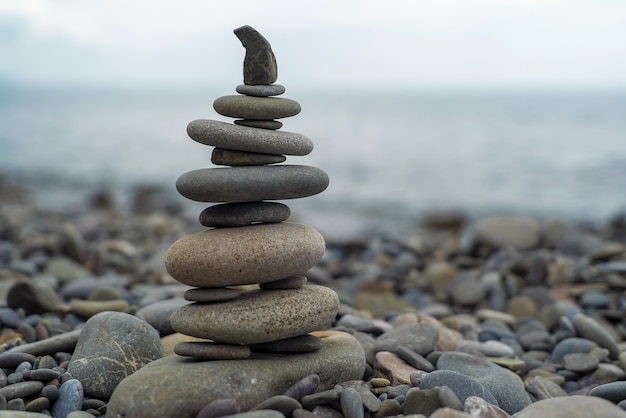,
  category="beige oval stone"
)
[107,331,366,417]
[170,285,339,344]
[473,217,541,250]
[165,223,325,287]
